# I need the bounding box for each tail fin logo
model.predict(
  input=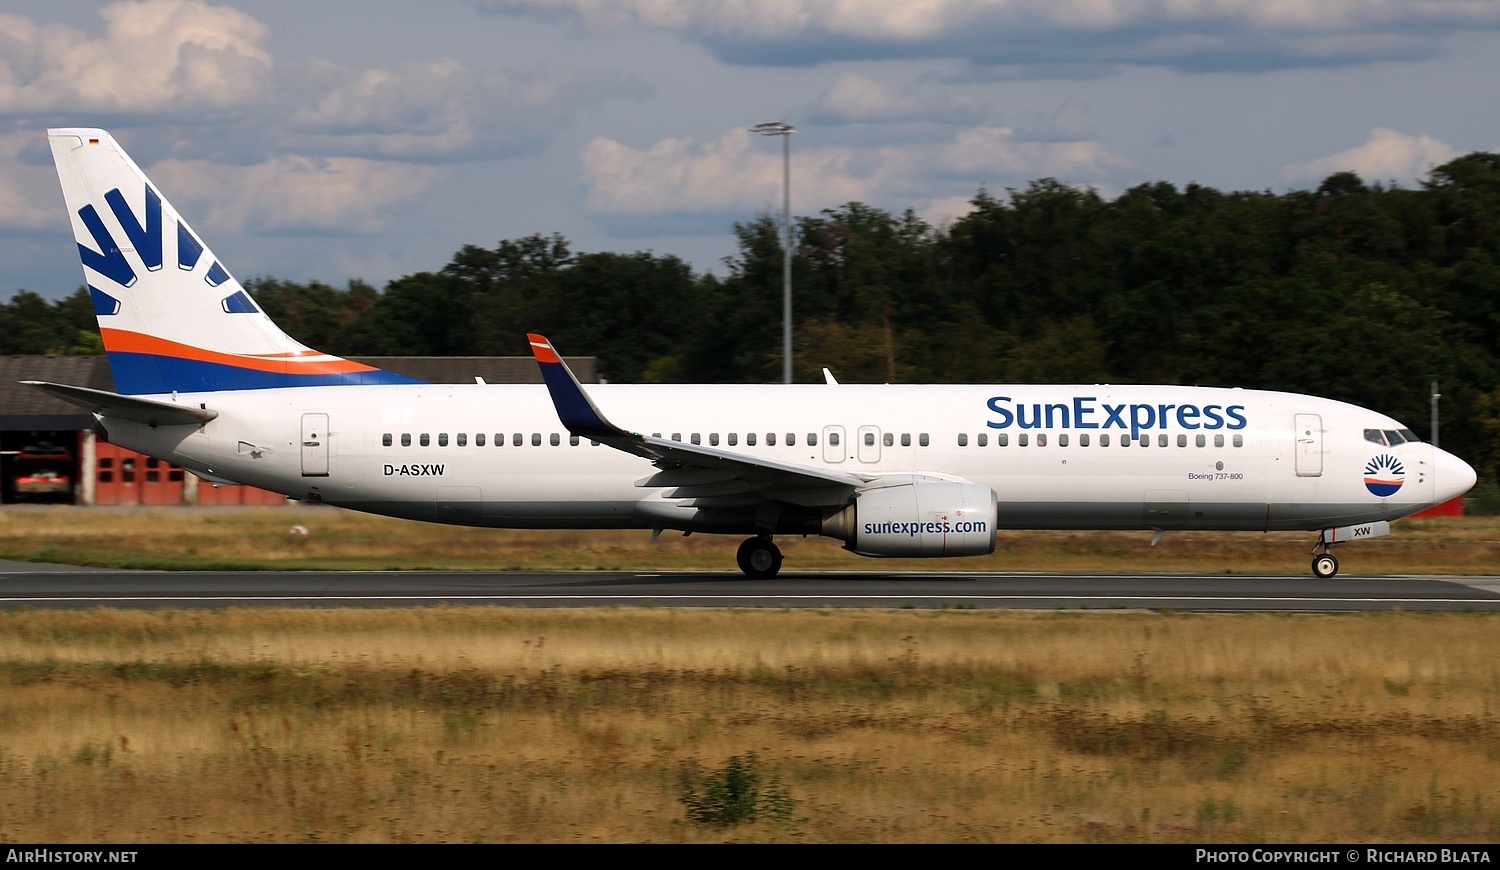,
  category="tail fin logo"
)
[52,128,423,394]
[77,182,227,292]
